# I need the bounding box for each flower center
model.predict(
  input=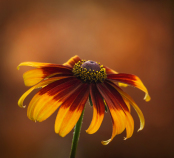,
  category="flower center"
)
[81,60,101,71]
[72,60,107,83]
